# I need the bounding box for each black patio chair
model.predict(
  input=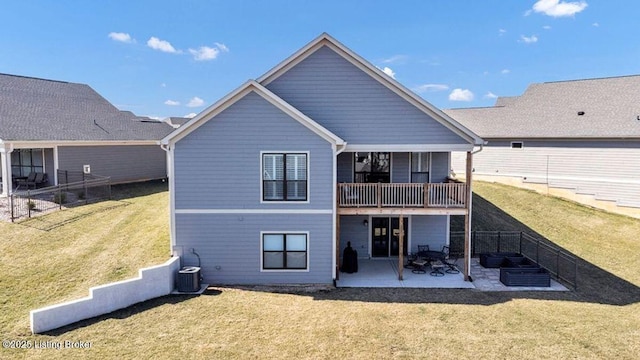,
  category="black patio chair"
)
[441,246,460,274]
[16,172,37,190]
